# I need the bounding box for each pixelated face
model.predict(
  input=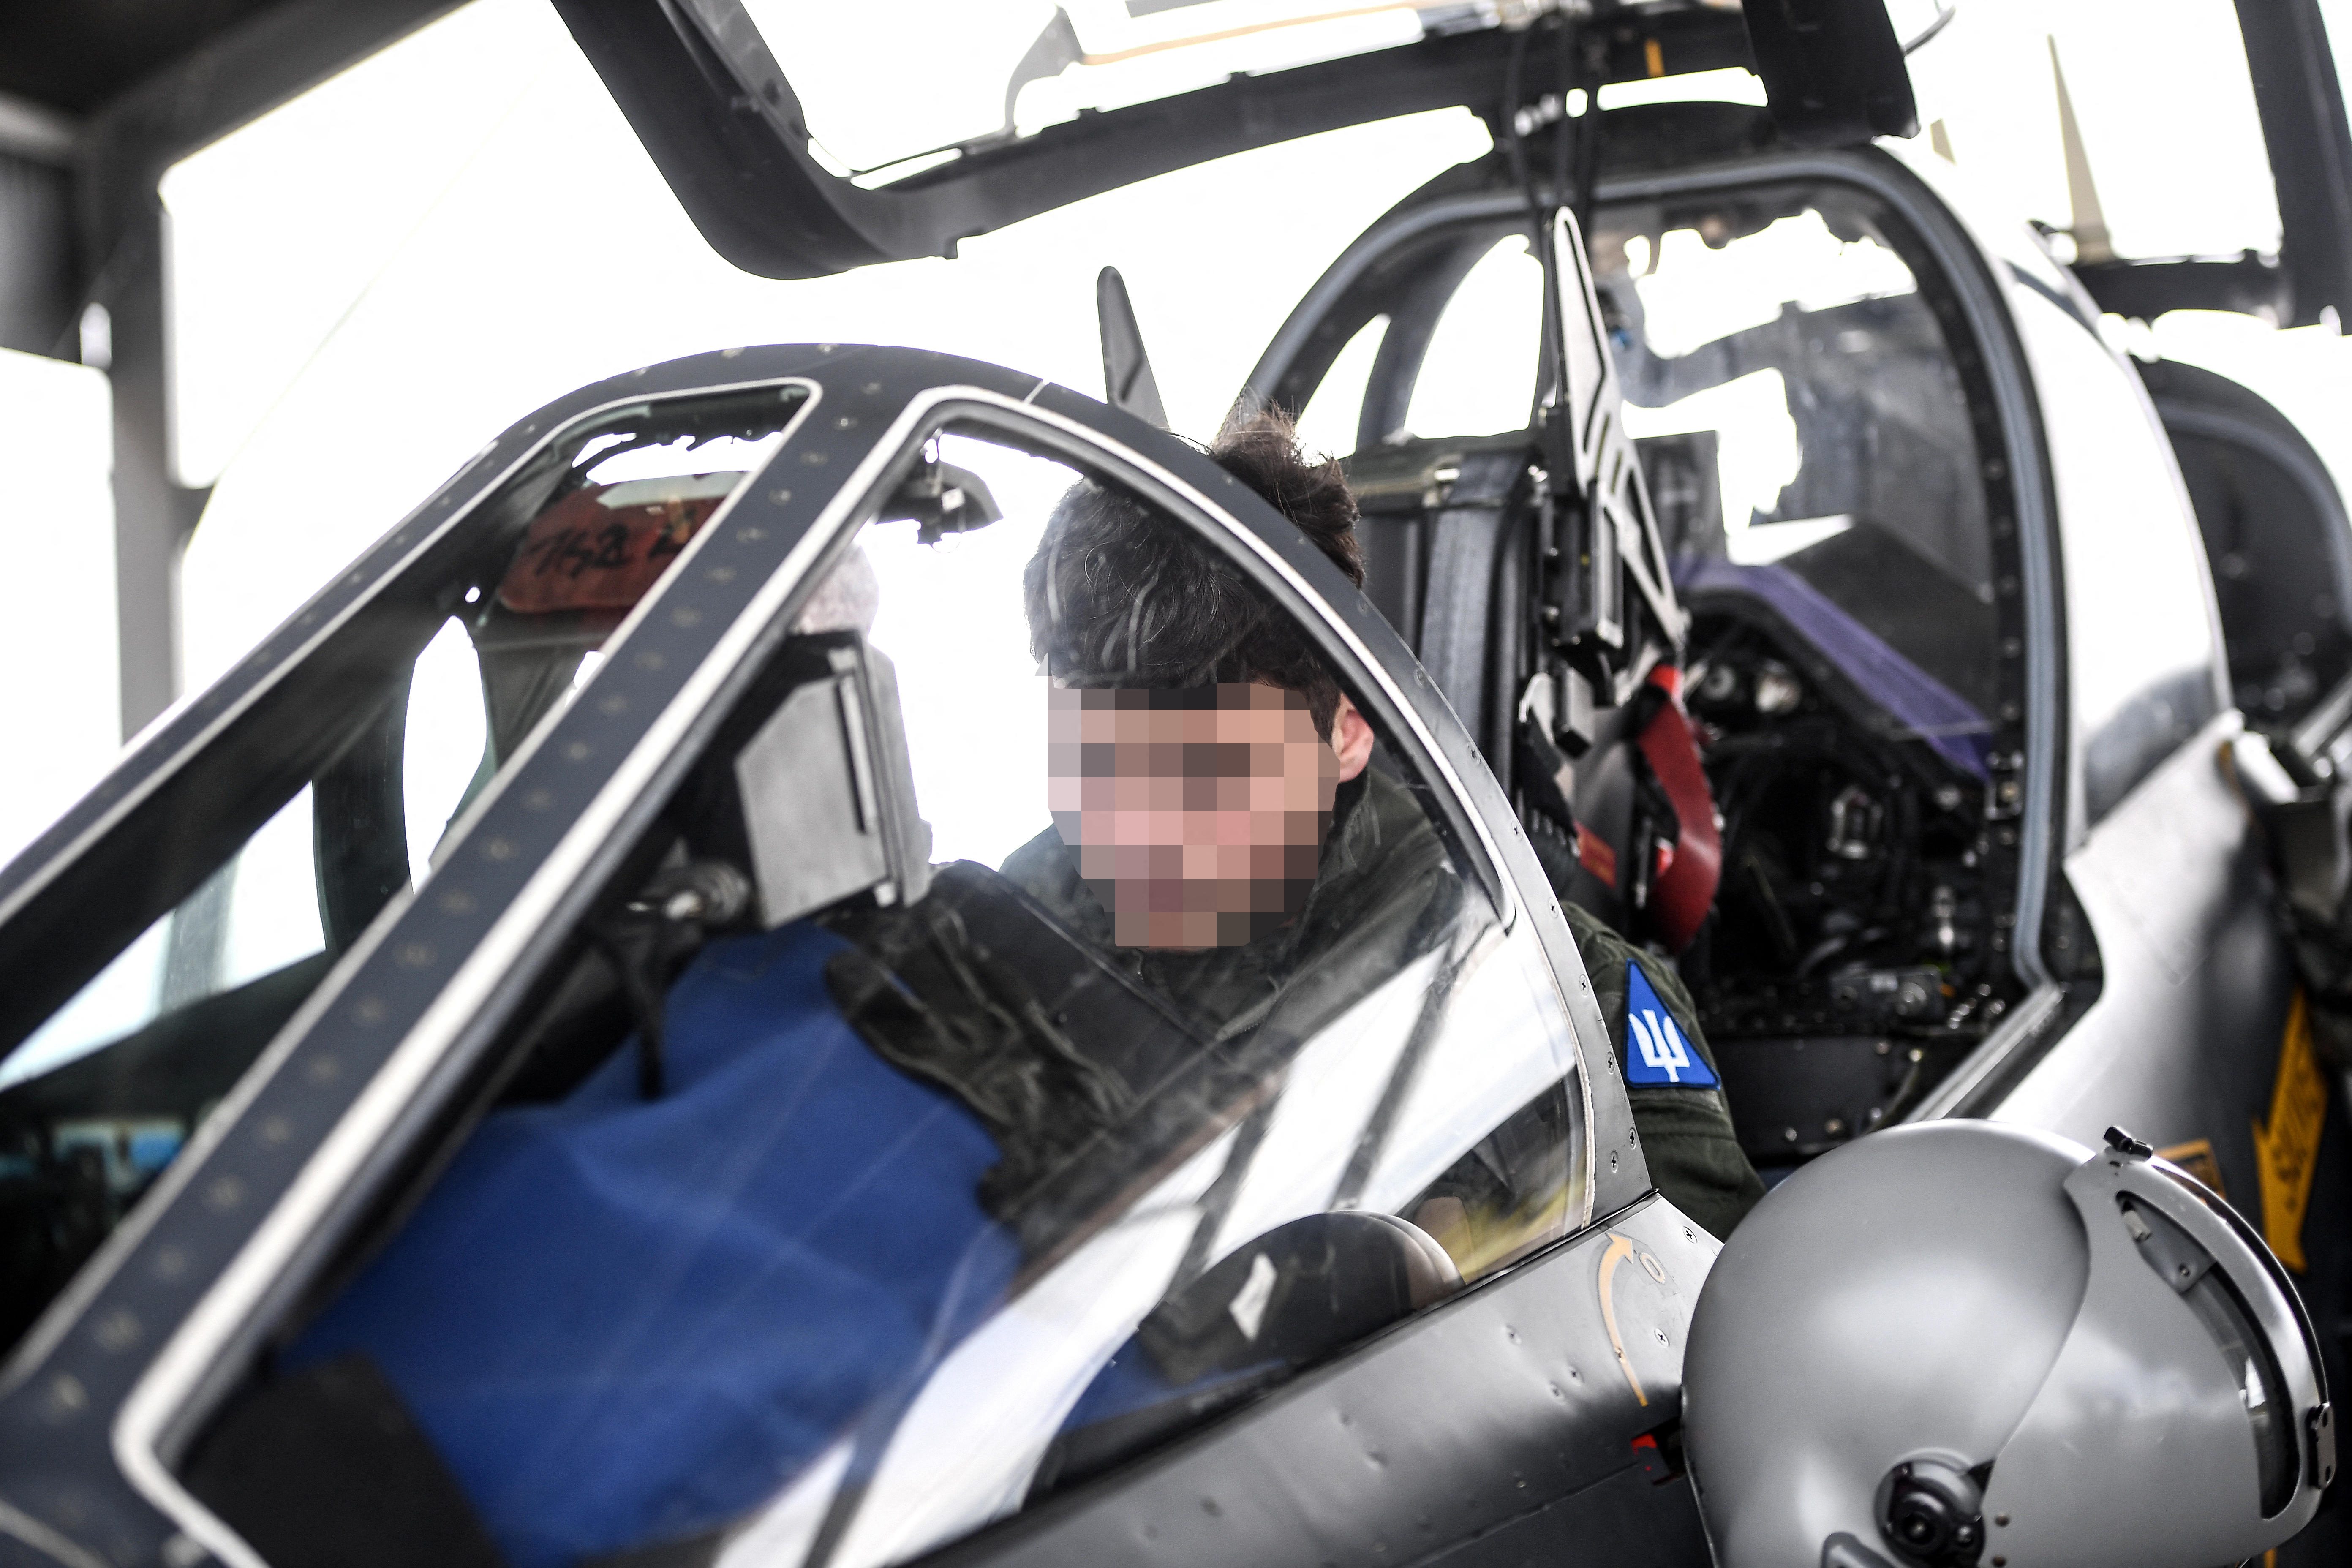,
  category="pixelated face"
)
[1047,682,1341,950]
